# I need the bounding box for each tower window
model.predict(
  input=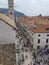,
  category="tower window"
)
[38,39,40,44]
[10,12,13,15]
[46,39,48,43]
[9,0,12,2]
[9,6,13,8]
